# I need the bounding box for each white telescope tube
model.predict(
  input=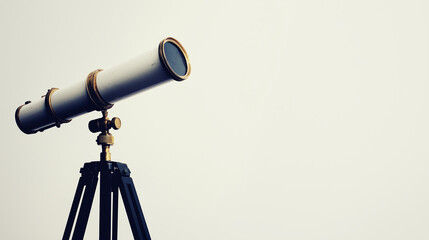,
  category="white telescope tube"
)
[15,37,191,134]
